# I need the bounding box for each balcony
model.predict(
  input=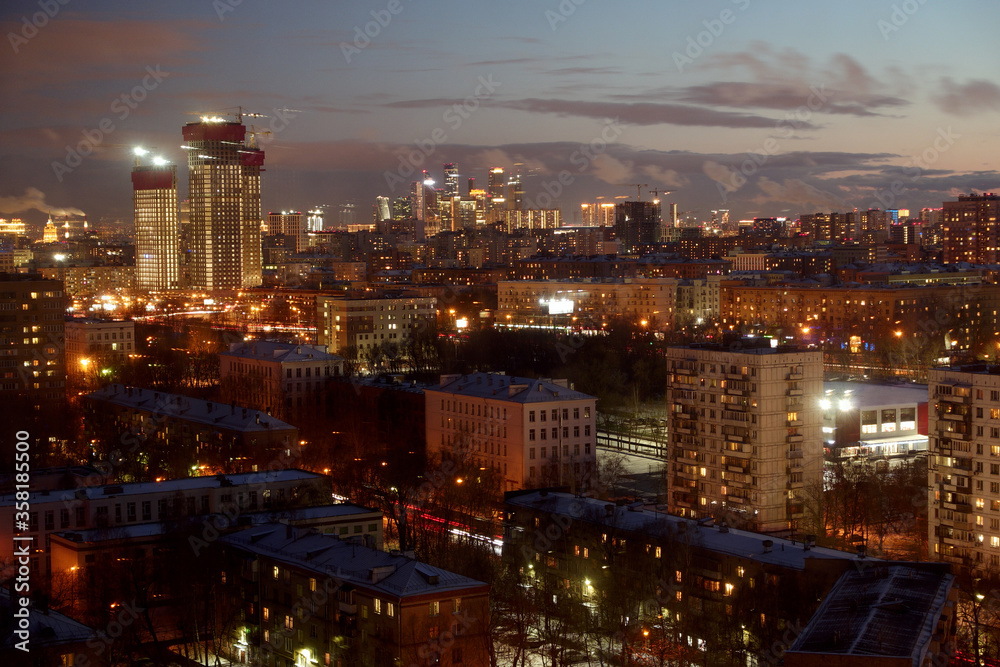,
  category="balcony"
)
[677,455,699,465]
[787,434,804,444]
[787,419,803,427]
[787,372,803,381]
[787,449,804,459]
[939,393,971,404]
[675,367,694,376]
[726,446,753,458]
[727,495,748,504]
[941,412,969,422]
[787,388,803,396]
[339,601,358,615]
[726,464,748,474]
